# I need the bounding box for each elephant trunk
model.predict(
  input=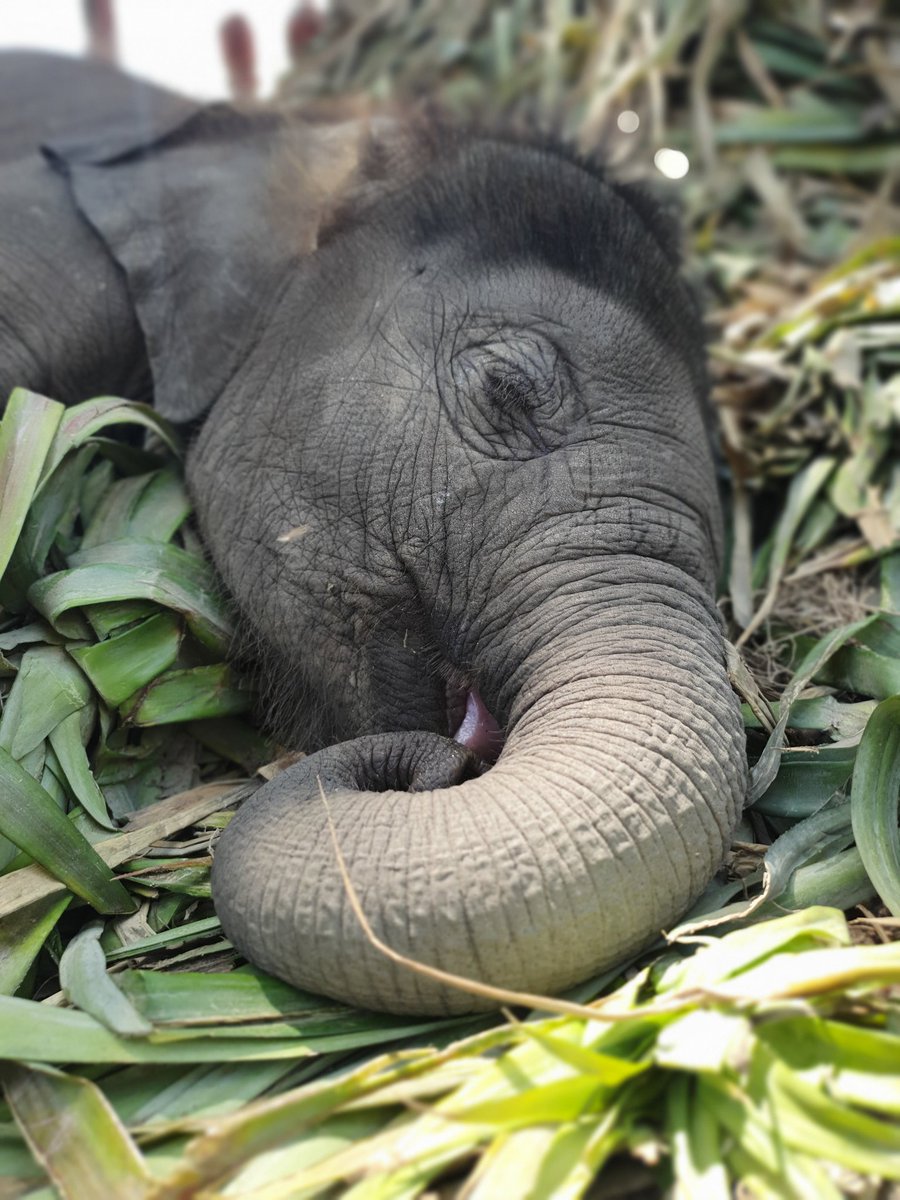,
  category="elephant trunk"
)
[212,559,747,1015]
